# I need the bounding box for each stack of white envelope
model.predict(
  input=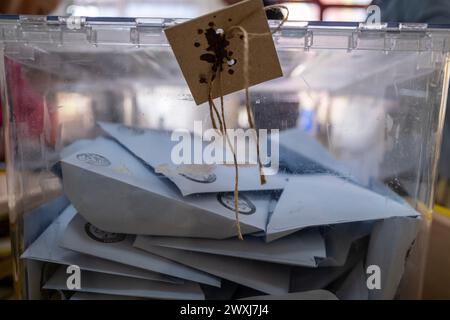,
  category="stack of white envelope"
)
[21,123,421,300]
